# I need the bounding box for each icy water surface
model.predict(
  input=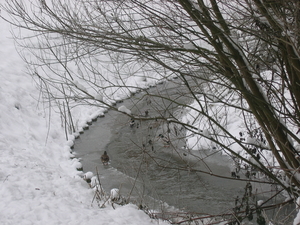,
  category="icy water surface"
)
[74,80,294,222]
